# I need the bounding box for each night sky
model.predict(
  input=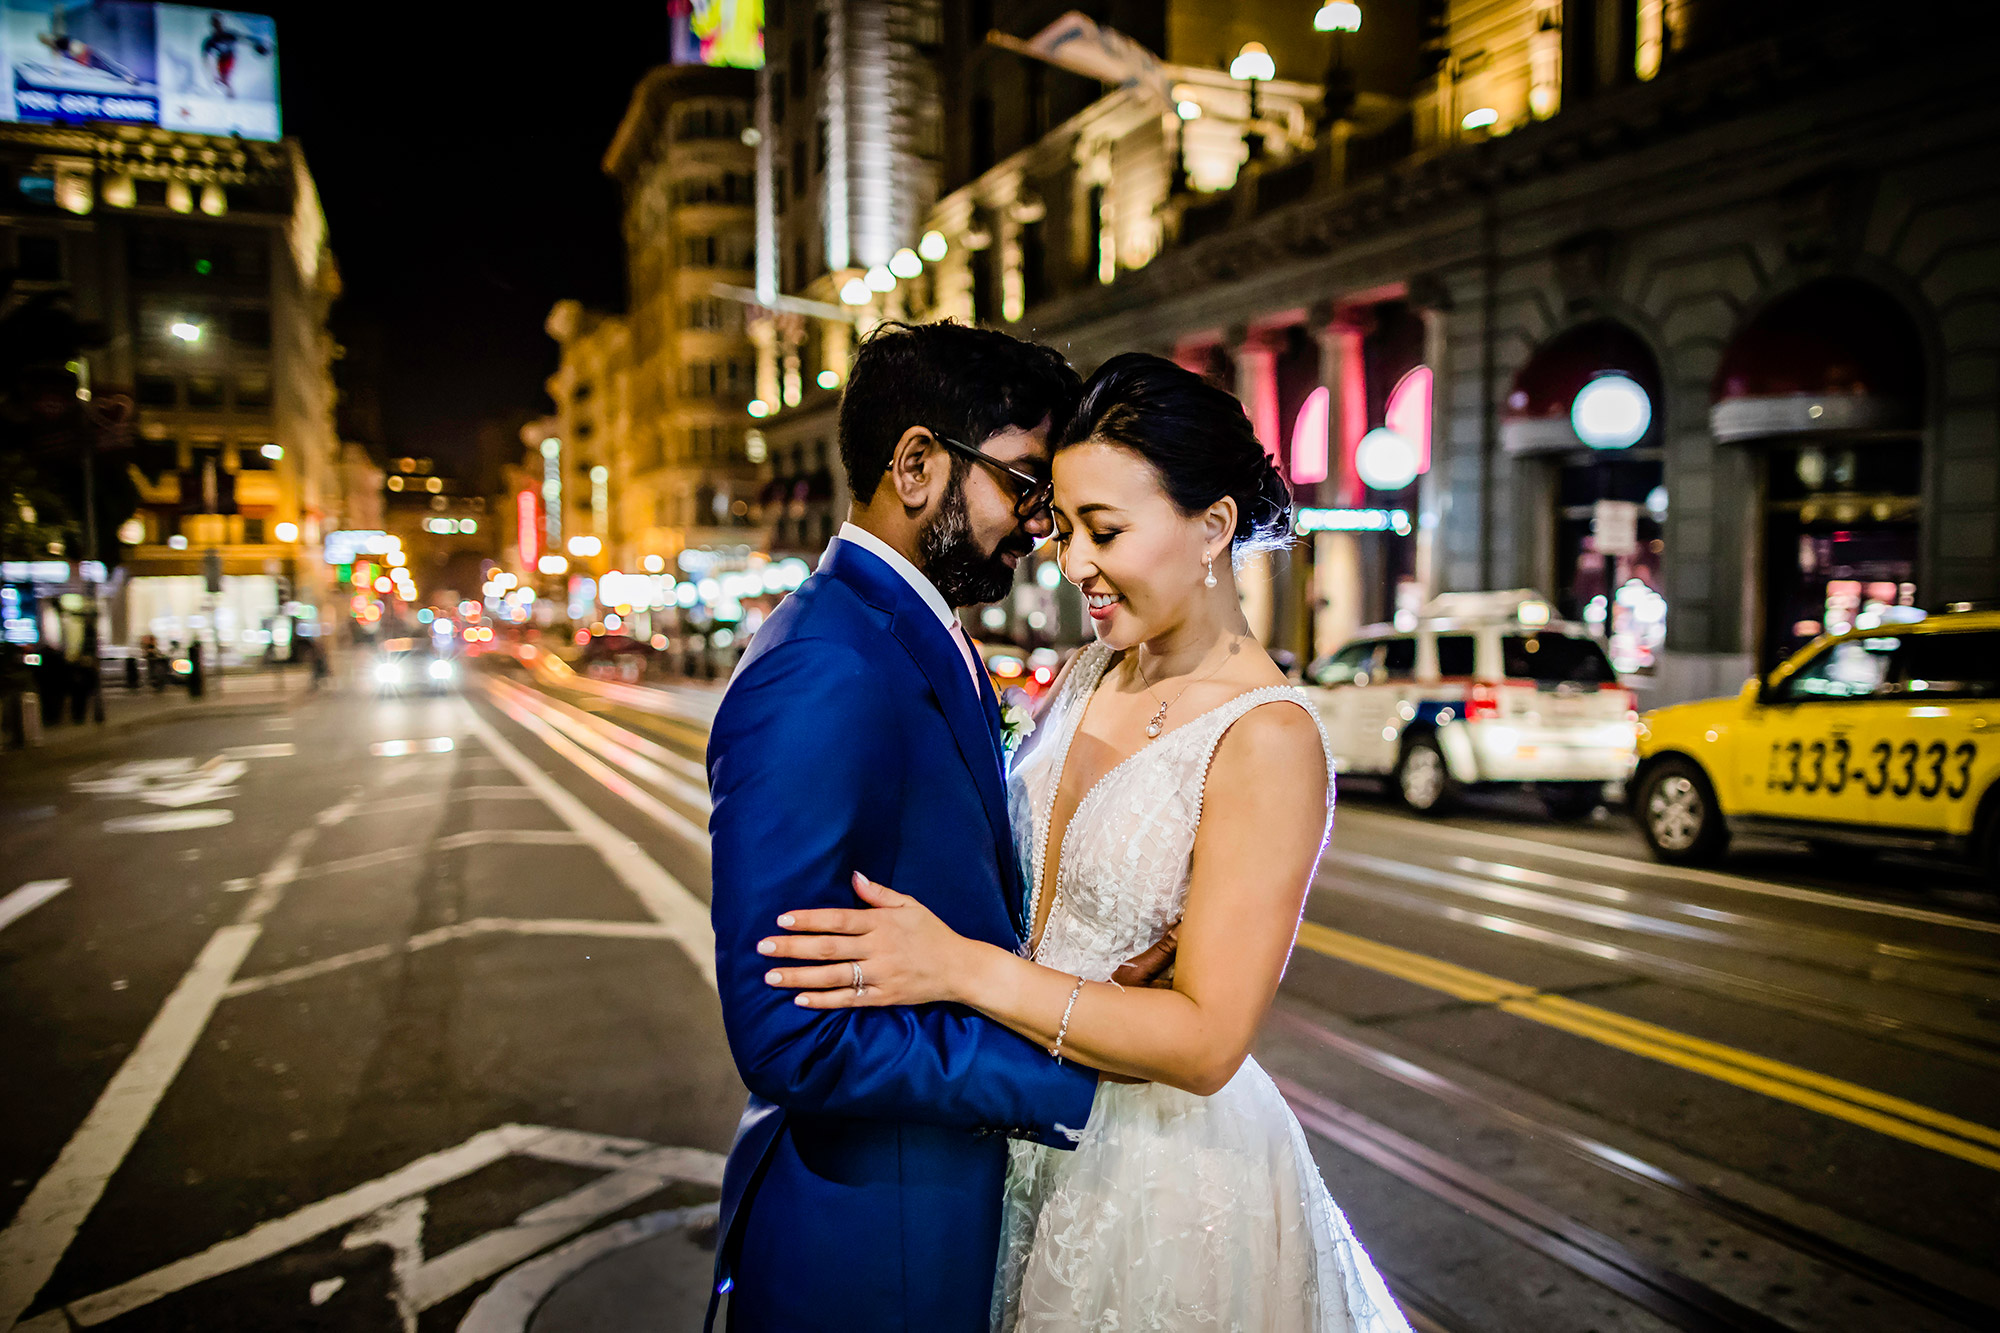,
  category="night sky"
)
[257,2,670,479]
